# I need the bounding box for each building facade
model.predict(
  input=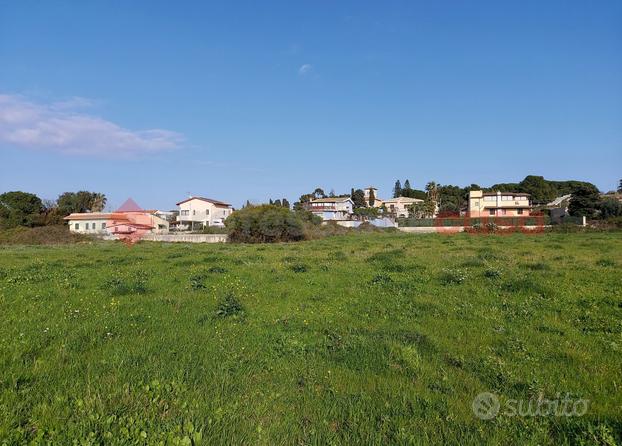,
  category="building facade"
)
[175,196,233,229]
[305,197,354,221]
[468,190,531,217]
[382,196,424,218]
[64,211,170,234]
